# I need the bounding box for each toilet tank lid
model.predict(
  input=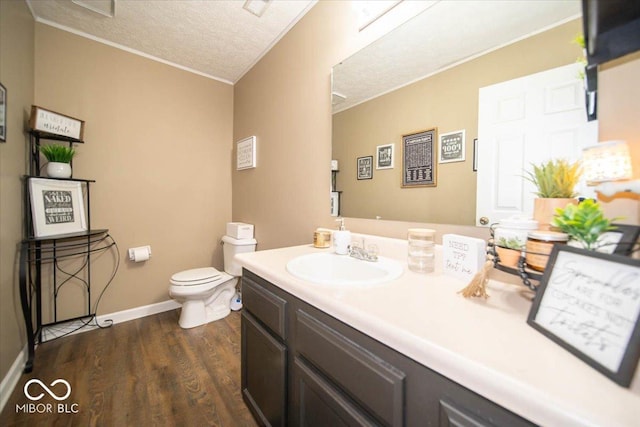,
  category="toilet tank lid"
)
[222,235,257,246]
